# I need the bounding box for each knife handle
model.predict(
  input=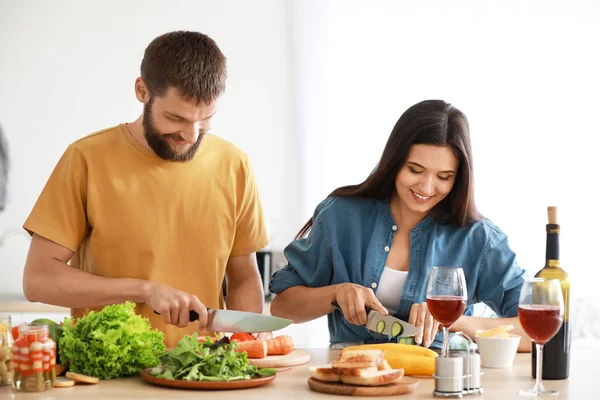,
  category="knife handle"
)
[153,310,200,322]
[330,301,374,315]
